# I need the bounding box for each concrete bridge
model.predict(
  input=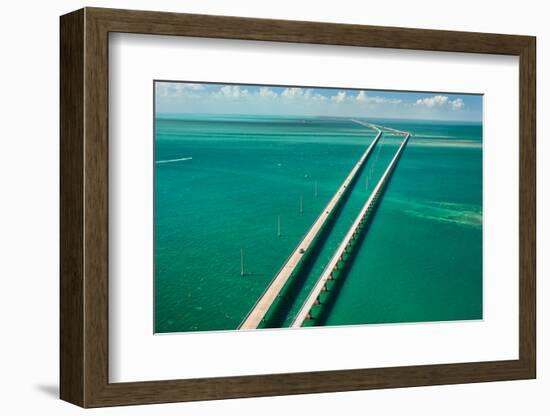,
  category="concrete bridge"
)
[291,131,411,327]
[239,124,382,330]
